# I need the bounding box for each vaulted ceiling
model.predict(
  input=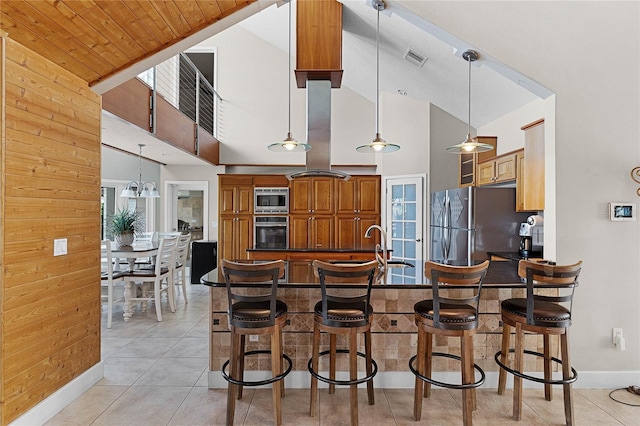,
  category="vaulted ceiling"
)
[0,0,257,87]
[1,0,547,166]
